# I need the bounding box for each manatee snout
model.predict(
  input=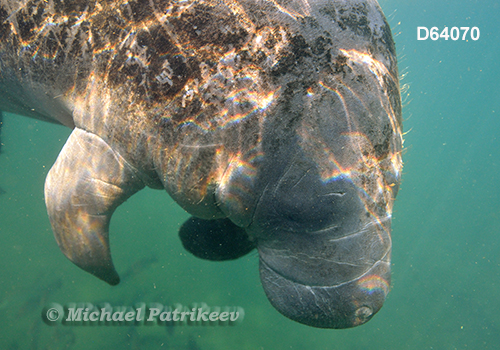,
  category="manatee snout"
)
[249,168,392,328]
[258,240,391,329]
